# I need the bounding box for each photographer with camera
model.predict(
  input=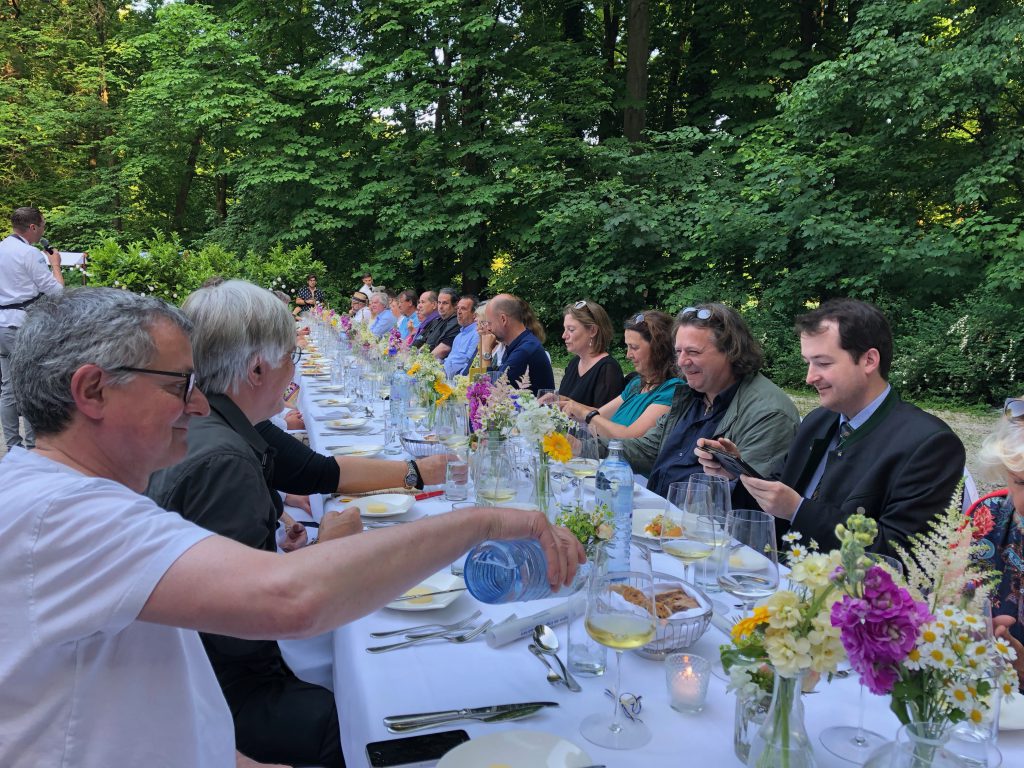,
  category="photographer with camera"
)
[0,206,64,449]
